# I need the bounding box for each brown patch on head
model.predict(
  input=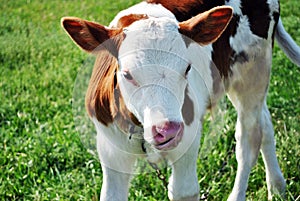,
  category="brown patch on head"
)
[181,88,194,126]
[85,35,140,128]
[117,14,148,28]
[62,17,141,129]
[85,48,117,125]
